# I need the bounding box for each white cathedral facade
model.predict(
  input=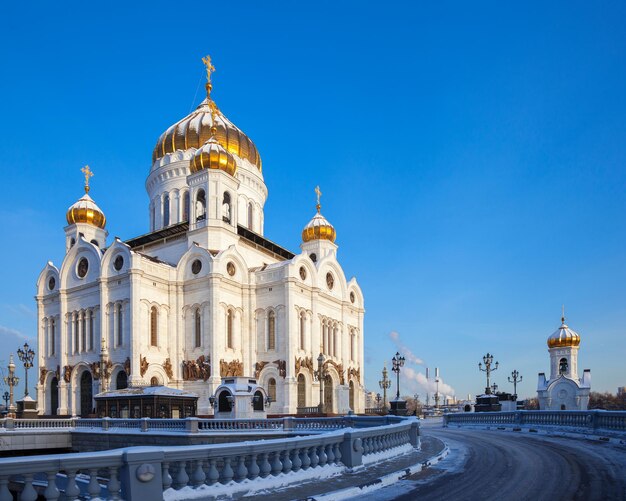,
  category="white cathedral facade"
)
[35,57,365,417]
[537,314,591,410]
